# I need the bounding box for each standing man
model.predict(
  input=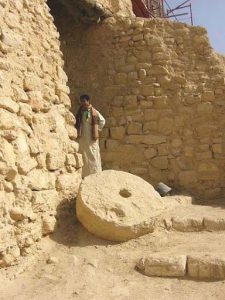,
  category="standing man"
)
[75,94,105,177]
